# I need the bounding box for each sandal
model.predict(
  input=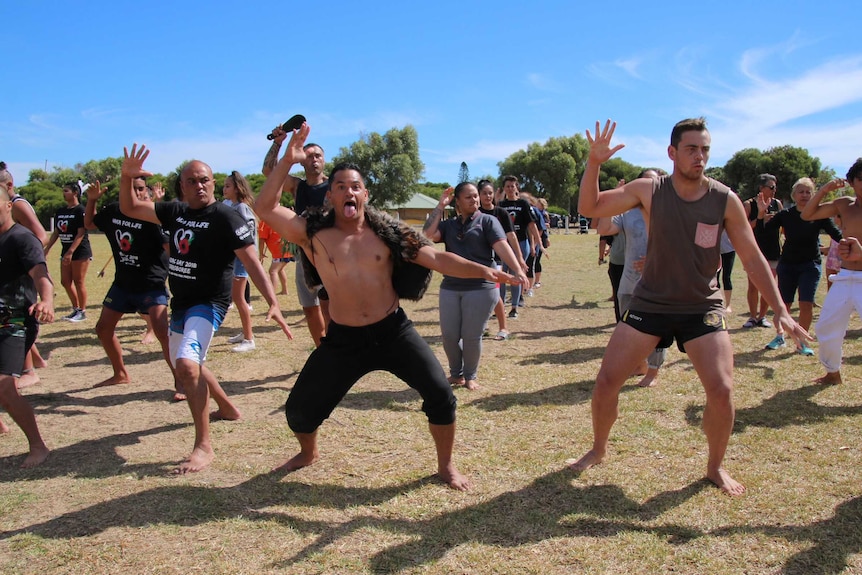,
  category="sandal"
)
[493,330,509,341]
